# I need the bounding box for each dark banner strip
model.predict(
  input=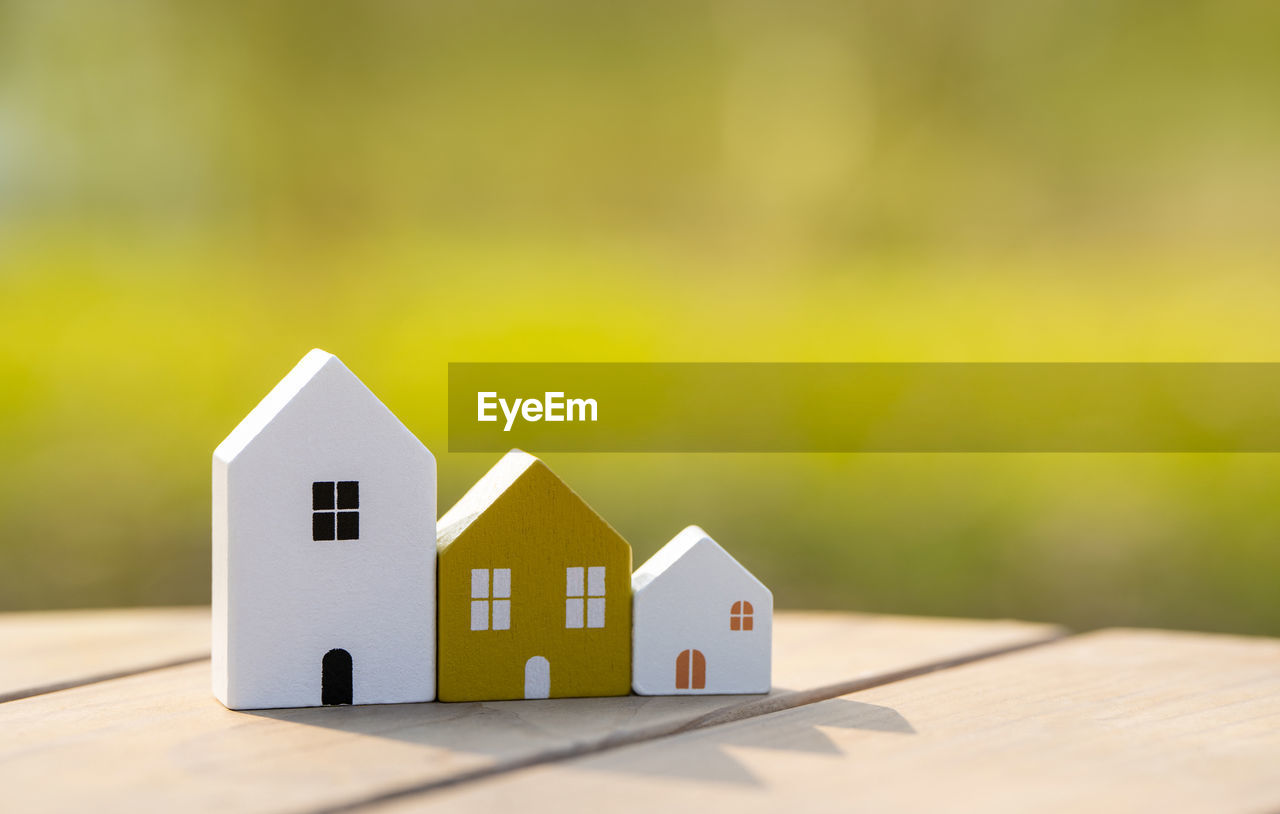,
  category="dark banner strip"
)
[447,363,1280,452]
